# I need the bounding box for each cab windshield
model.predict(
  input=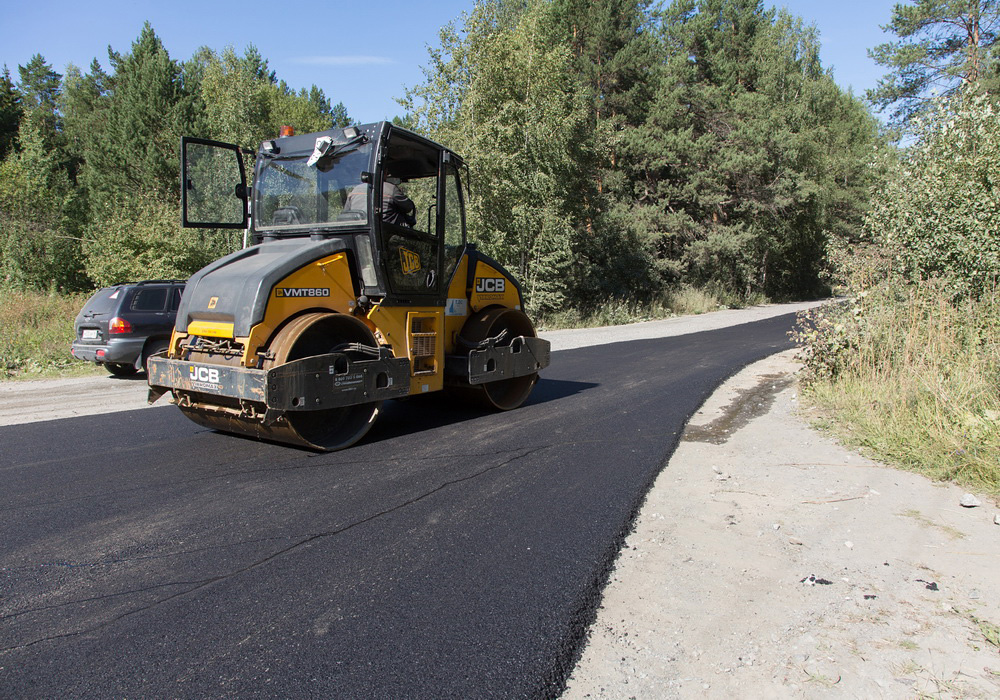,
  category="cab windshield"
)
[254,141,374,231]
